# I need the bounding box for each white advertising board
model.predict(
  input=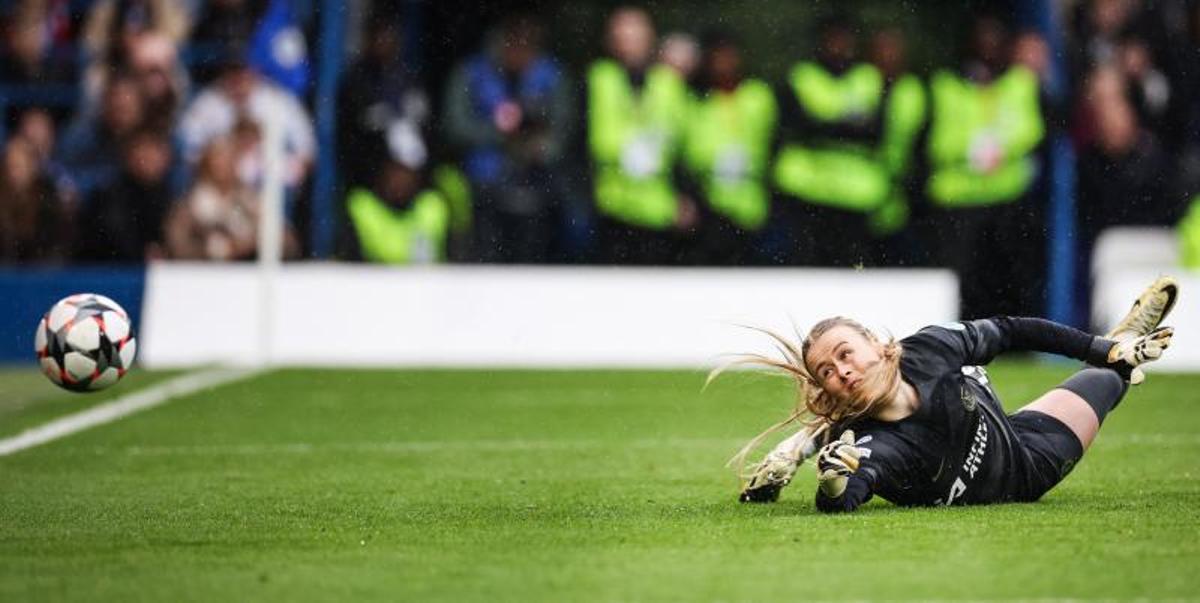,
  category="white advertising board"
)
[140,263,959,369]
